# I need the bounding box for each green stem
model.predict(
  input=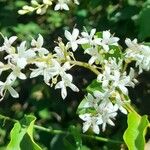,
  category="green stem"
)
[69,60,100,75]
[0,114,122,144]
[122,62,128,72]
